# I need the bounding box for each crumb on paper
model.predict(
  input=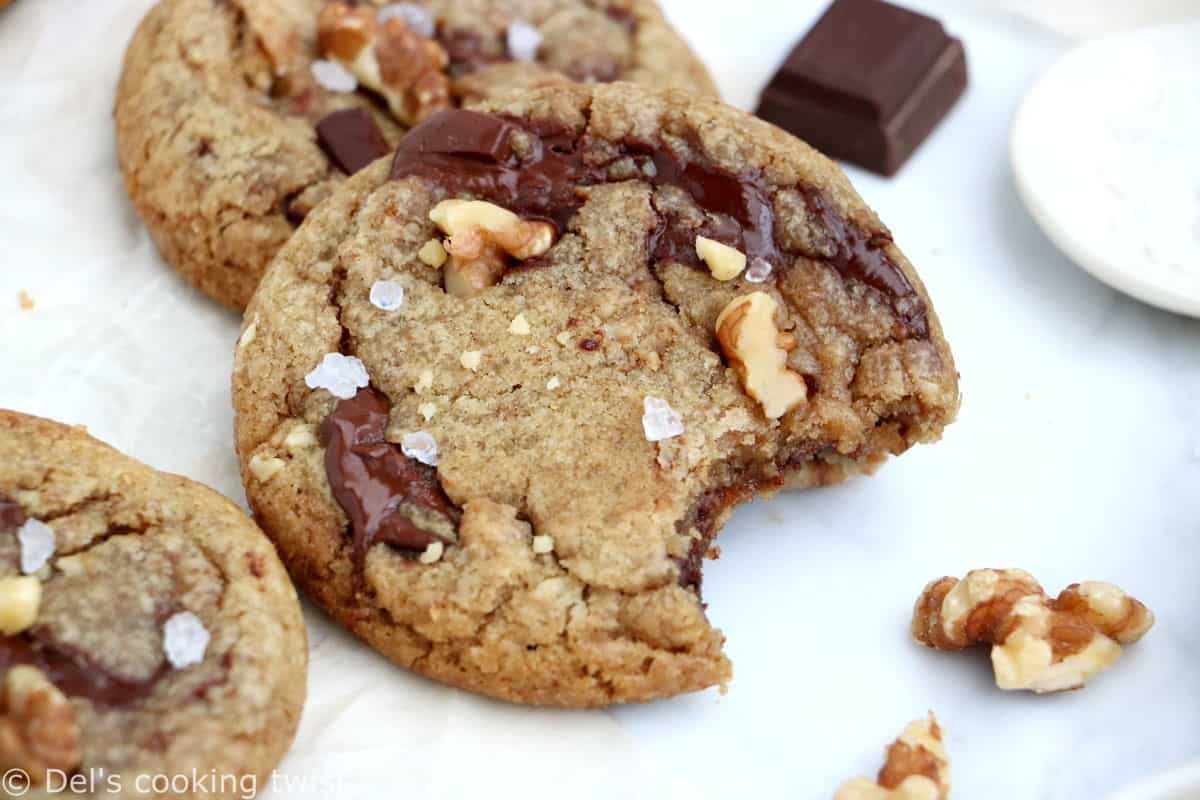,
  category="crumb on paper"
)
[17,291,34,311]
